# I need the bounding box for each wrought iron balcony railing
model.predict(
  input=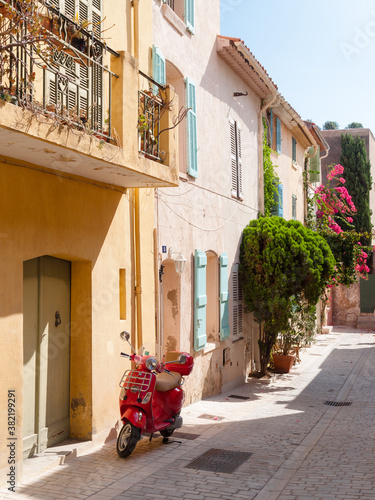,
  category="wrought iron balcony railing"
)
[0,0,119,143]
